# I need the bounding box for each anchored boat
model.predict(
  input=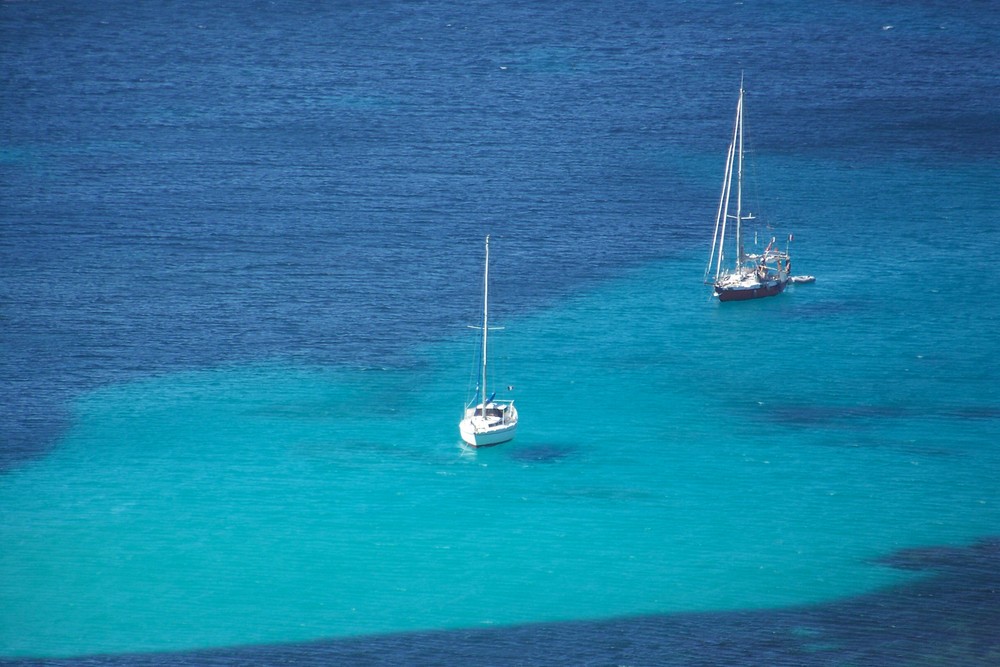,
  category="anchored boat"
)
[459,235,518,447]
[705,79,794,302]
